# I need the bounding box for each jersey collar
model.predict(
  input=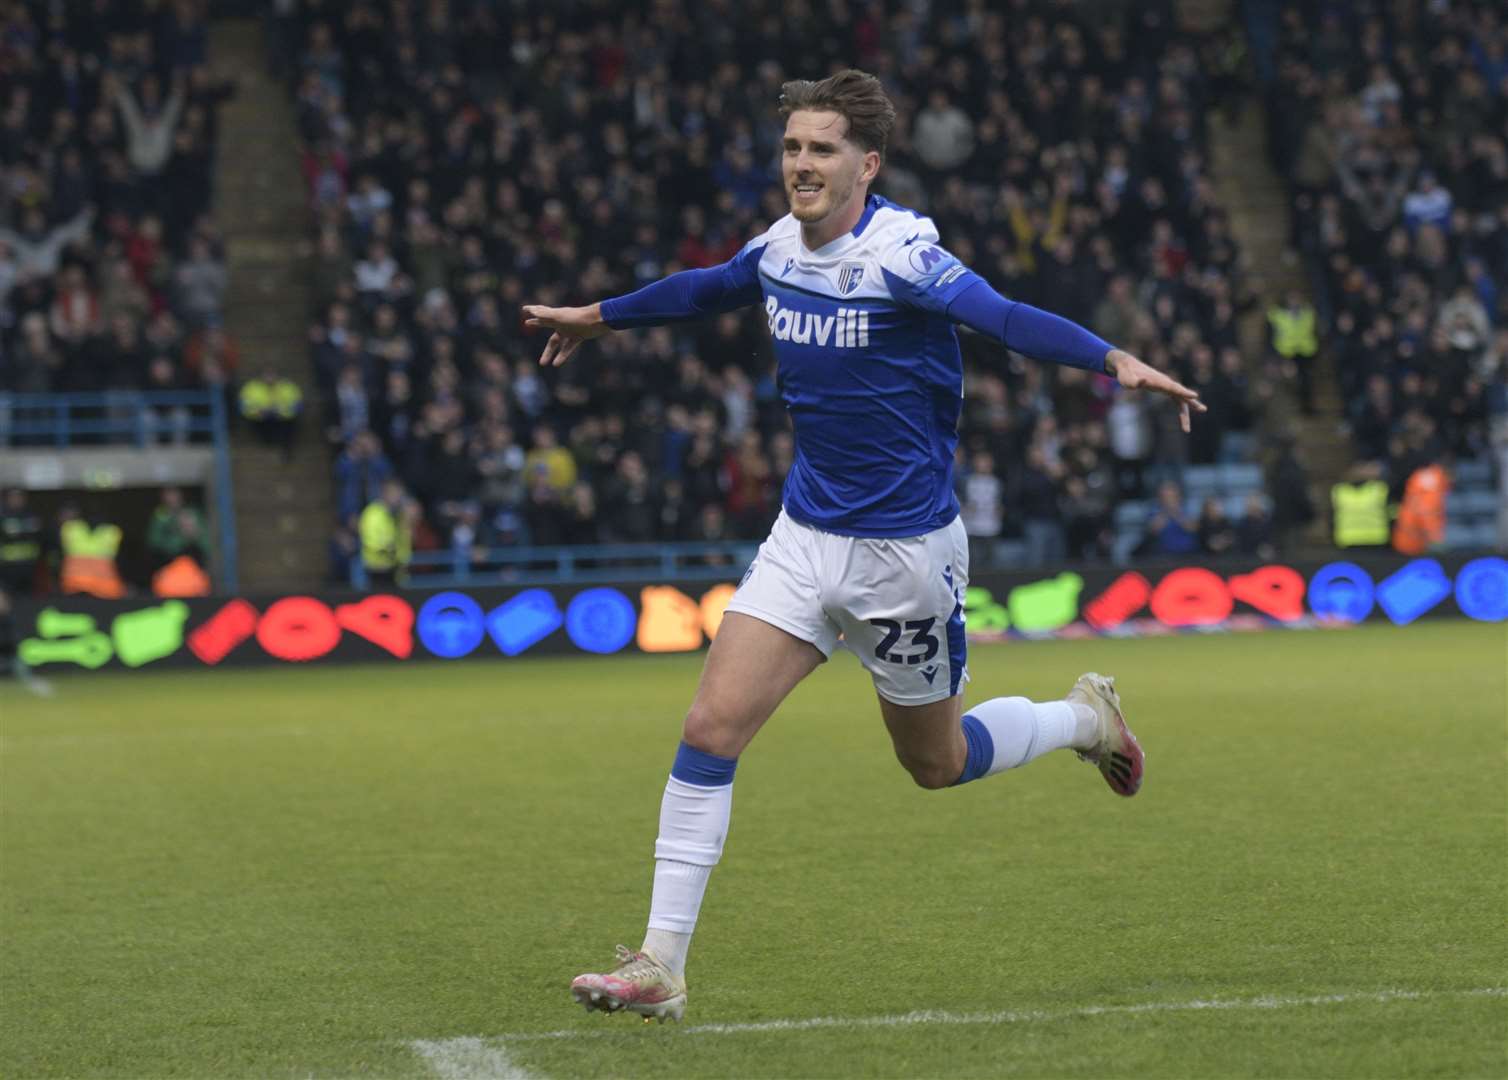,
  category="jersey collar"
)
[851,193,881,238]
[798,194,882,260]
